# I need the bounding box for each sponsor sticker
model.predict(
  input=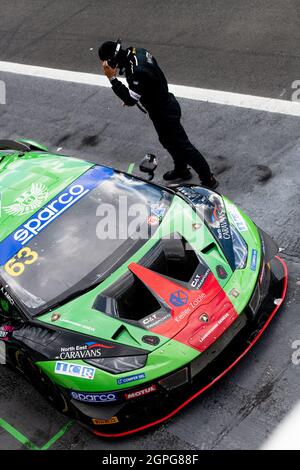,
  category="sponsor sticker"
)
[169,290,189,307]
[0,326,14,341]
[251,249,258,271]
[228,204,248,232]
[214,210,231,240]
[56,341,114,360]
[4,246,39,278]
[140,311,171,330]
[147,215,159,226]
[230,288,240,298]
[55,361,95,380]
[58,319,95,332]
[206,195,231,240]
[3,183,49,217]
[175,292,206,322]
[151,204,166,219]
[0,166,114,266]
[199,312,231,344]
[117,373,145,385]
[70,391,117,403]
[190,269,210,289]
[0,286,14,305]
[125,384,157,400]
[92,417,119,425]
